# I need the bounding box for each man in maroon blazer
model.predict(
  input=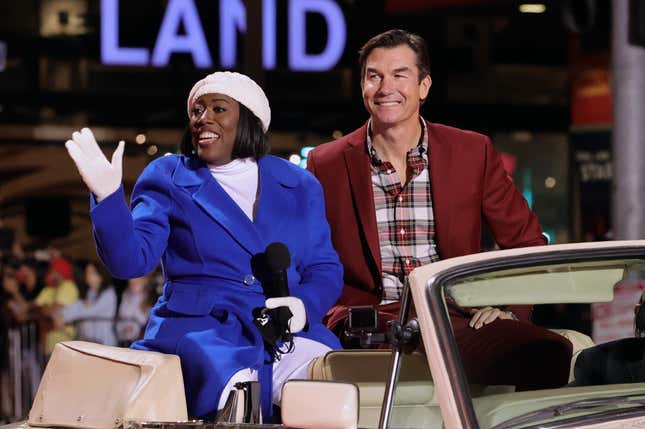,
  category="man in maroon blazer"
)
[307,29,572,390]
